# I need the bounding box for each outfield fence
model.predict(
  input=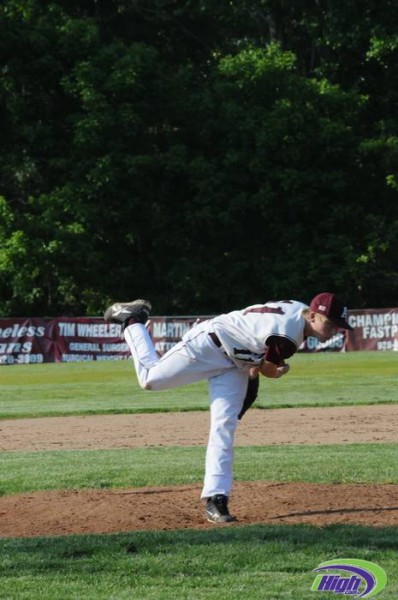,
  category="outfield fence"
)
[0,308,397,364]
